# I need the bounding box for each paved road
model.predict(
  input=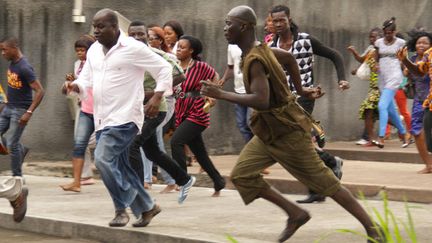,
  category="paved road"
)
[0,227,99,242]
